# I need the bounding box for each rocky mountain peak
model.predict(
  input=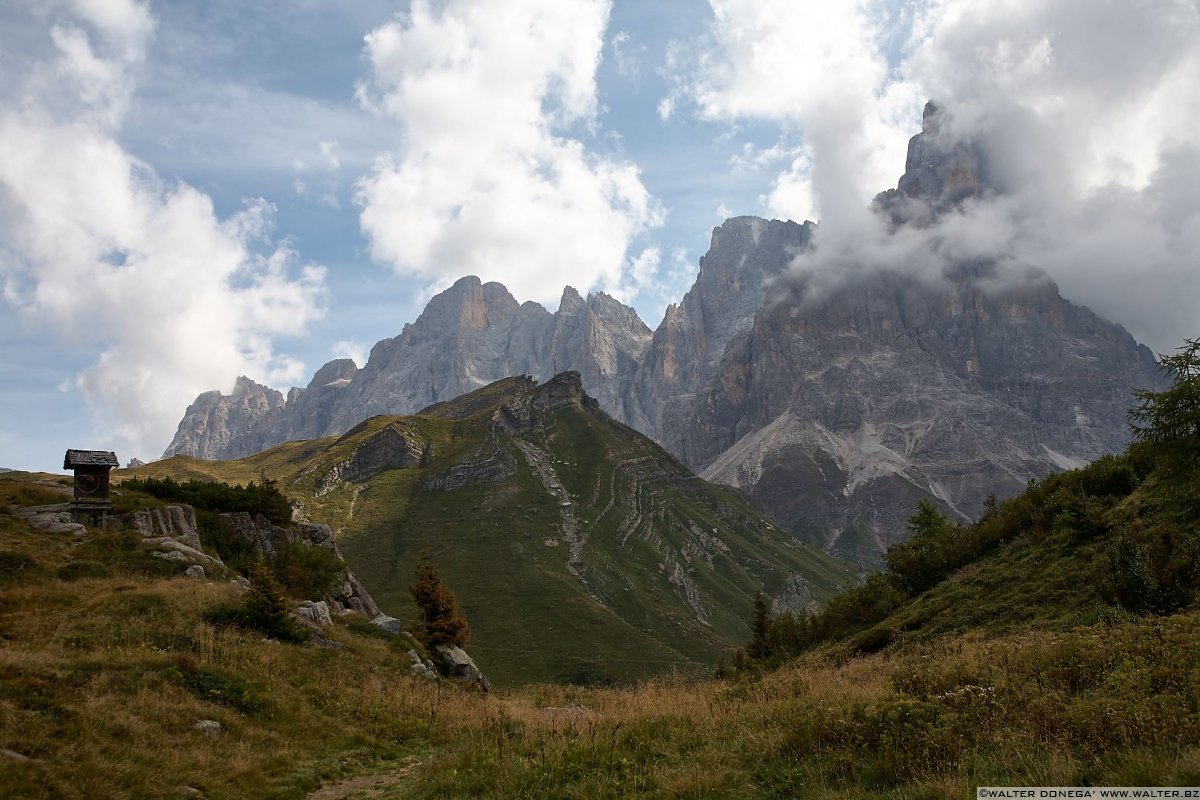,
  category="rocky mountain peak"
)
[410,276,521,338]
[162,376,284,460]
[921,100,941,134]
[533,370,590,411]
[873,100,991,227]
[231,375,278,400]
[308,359,358,389]
[163,99,1168,577]
[559,286,585,314]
